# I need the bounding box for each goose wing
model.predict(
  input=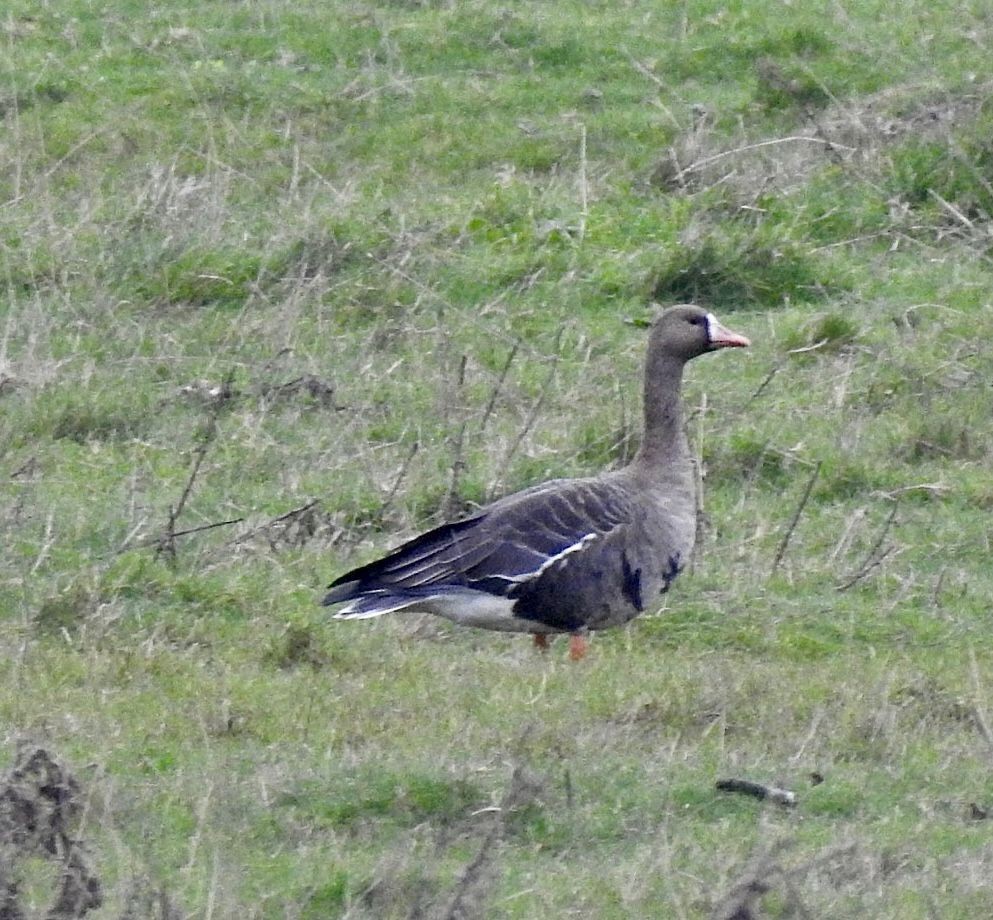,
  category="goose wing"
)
[322,477,636,606]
